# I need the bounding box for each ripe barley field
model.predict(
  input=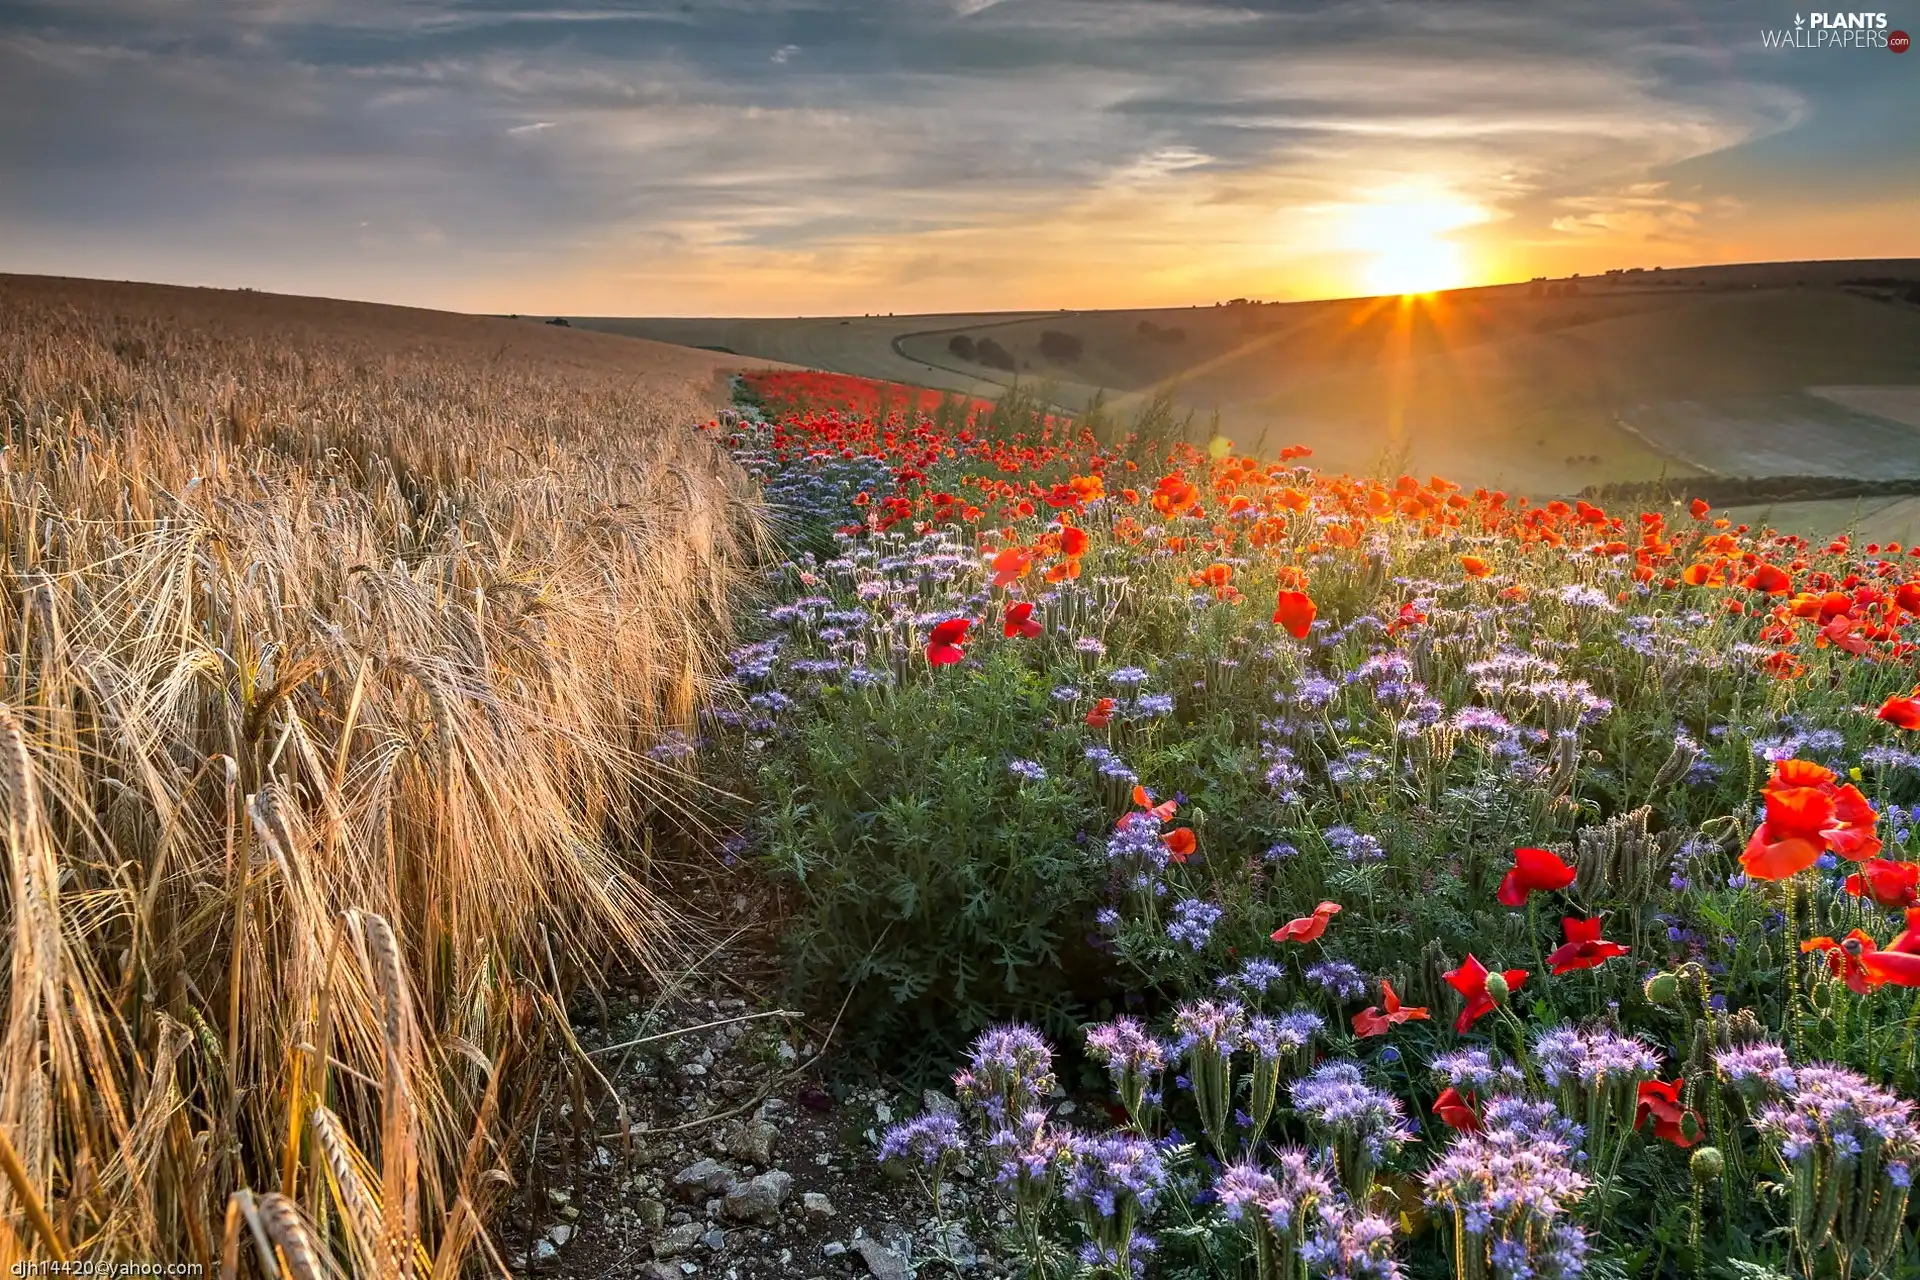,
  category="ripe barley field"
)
[0,275,782,1271]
